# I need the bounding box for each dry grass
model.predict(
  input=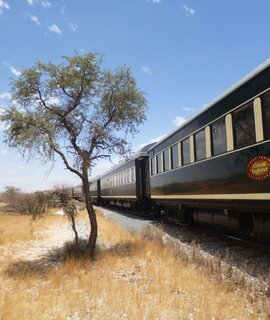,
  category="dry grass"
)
[0,208,65,245]
[0,208,269,319]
